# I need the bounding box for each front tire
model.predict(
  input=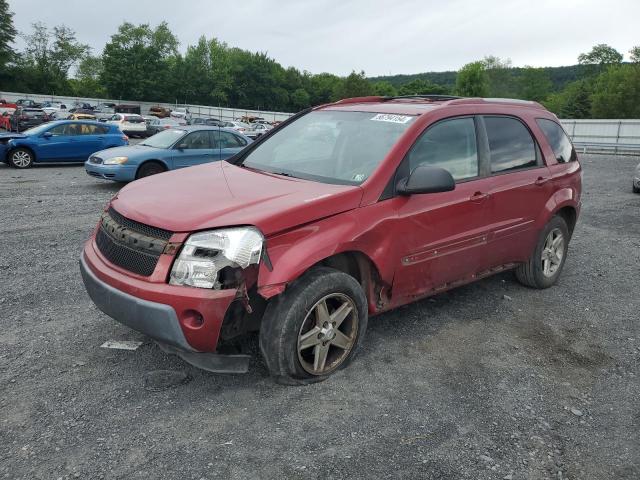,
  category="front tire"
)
[633,183,640,194]
[8,148,34,168]
[259,267,368,385]
[515,216,570,289]
[136,161,166,179]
